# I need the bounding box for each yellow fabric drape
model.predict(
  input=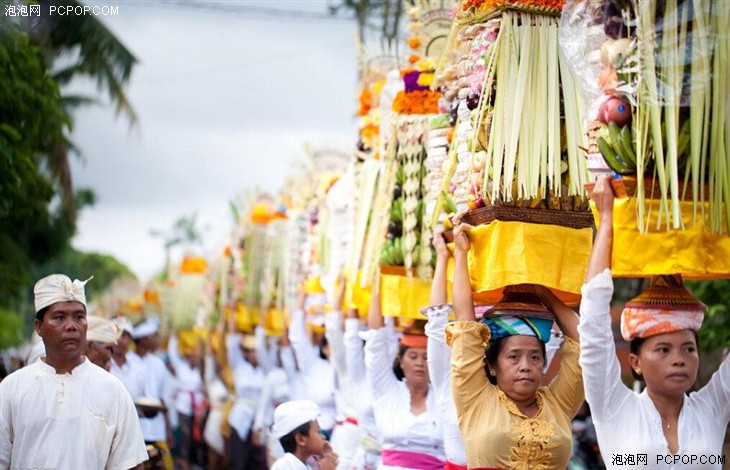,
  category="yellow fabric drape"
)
[262,308,286,337]
[234,304,258,333]
[594,198,730,279]
[177,327,208,355]
[447,221,593,306]
[380,272,434,319]
[344,270,373,318]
